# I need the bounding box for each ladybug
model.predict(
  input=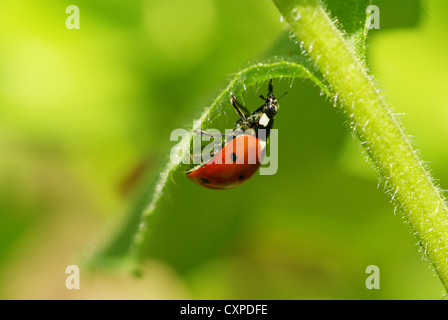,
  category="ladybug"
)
[186,79,281,189]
